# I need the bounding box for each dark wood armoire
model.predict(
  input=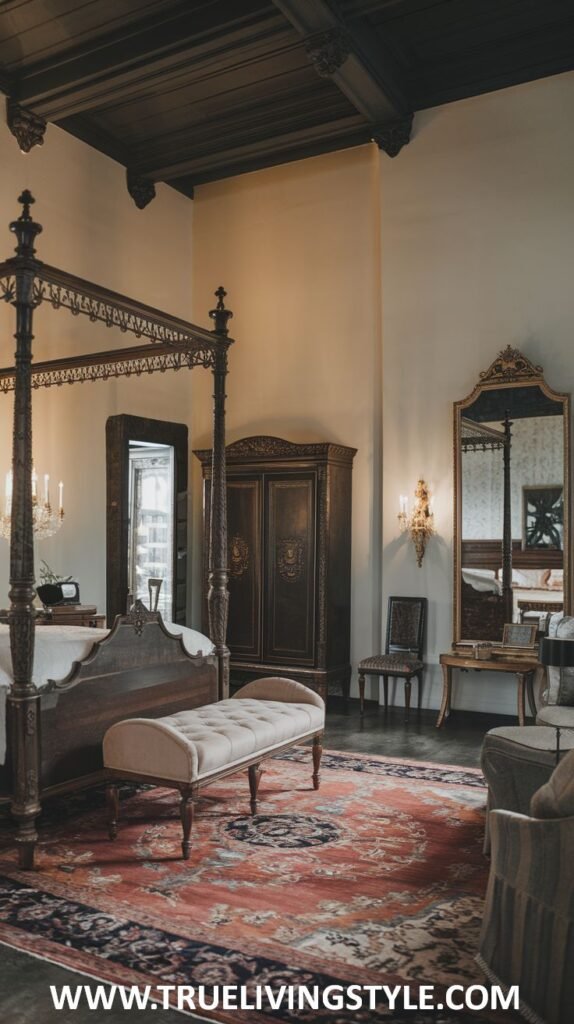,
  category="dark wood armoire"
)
[194,436,356,701]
